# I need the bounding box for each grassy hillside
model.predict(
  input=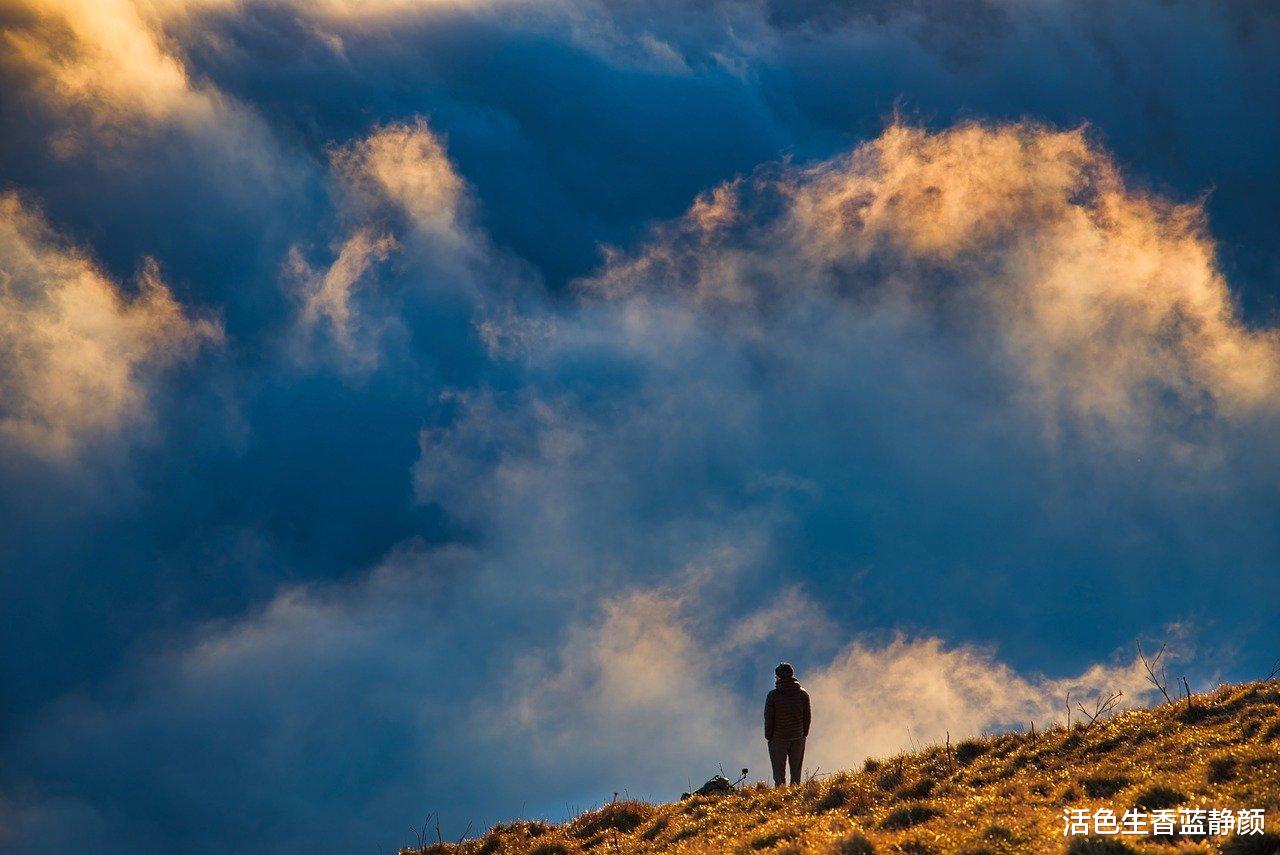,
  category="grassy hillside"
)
[404,681,1280,855]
